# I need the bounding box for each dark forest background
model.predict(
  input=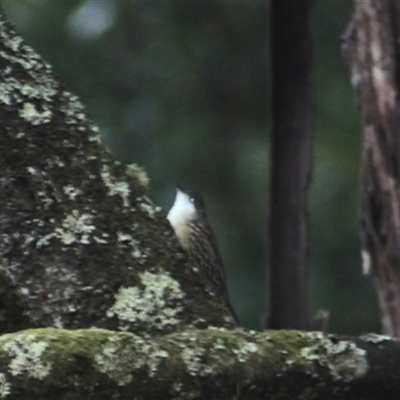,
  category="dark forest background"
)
[2,1,378,334]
